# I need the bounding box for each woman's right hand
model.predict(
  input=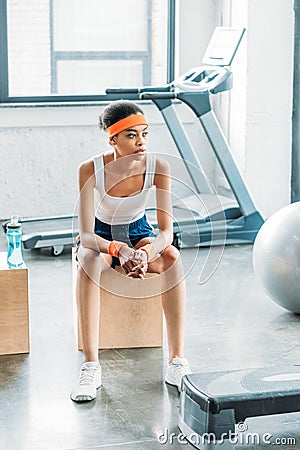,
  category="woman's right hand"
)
[118,245,147,279]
